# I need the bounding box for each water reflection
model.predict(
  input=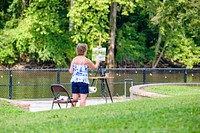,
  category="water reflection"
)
[0,69,199,99]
